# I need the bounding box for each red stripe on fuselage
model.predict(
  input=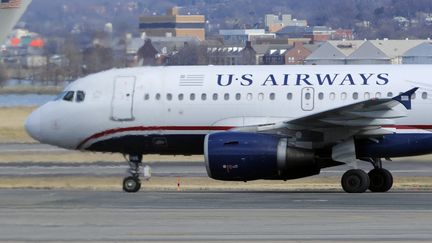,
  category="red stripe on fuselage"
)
[76,124,432,150]
[76,126,234,150]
